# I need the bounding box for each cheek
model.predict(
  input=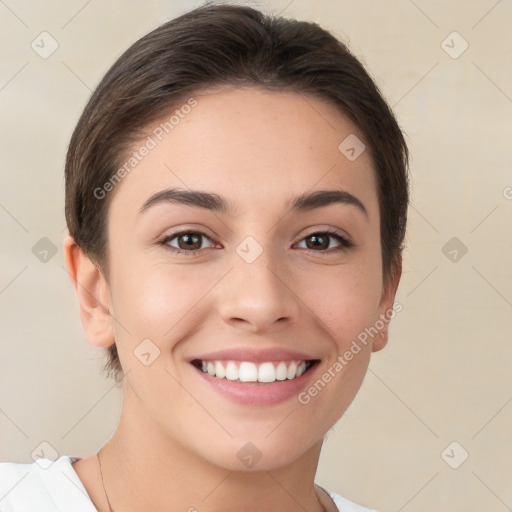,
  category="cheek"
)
[303,254,383,346]
[110,255,214,345]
